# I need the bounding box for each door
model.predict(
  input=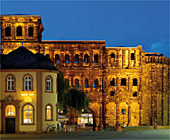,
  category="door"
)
[6,118,15,133]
